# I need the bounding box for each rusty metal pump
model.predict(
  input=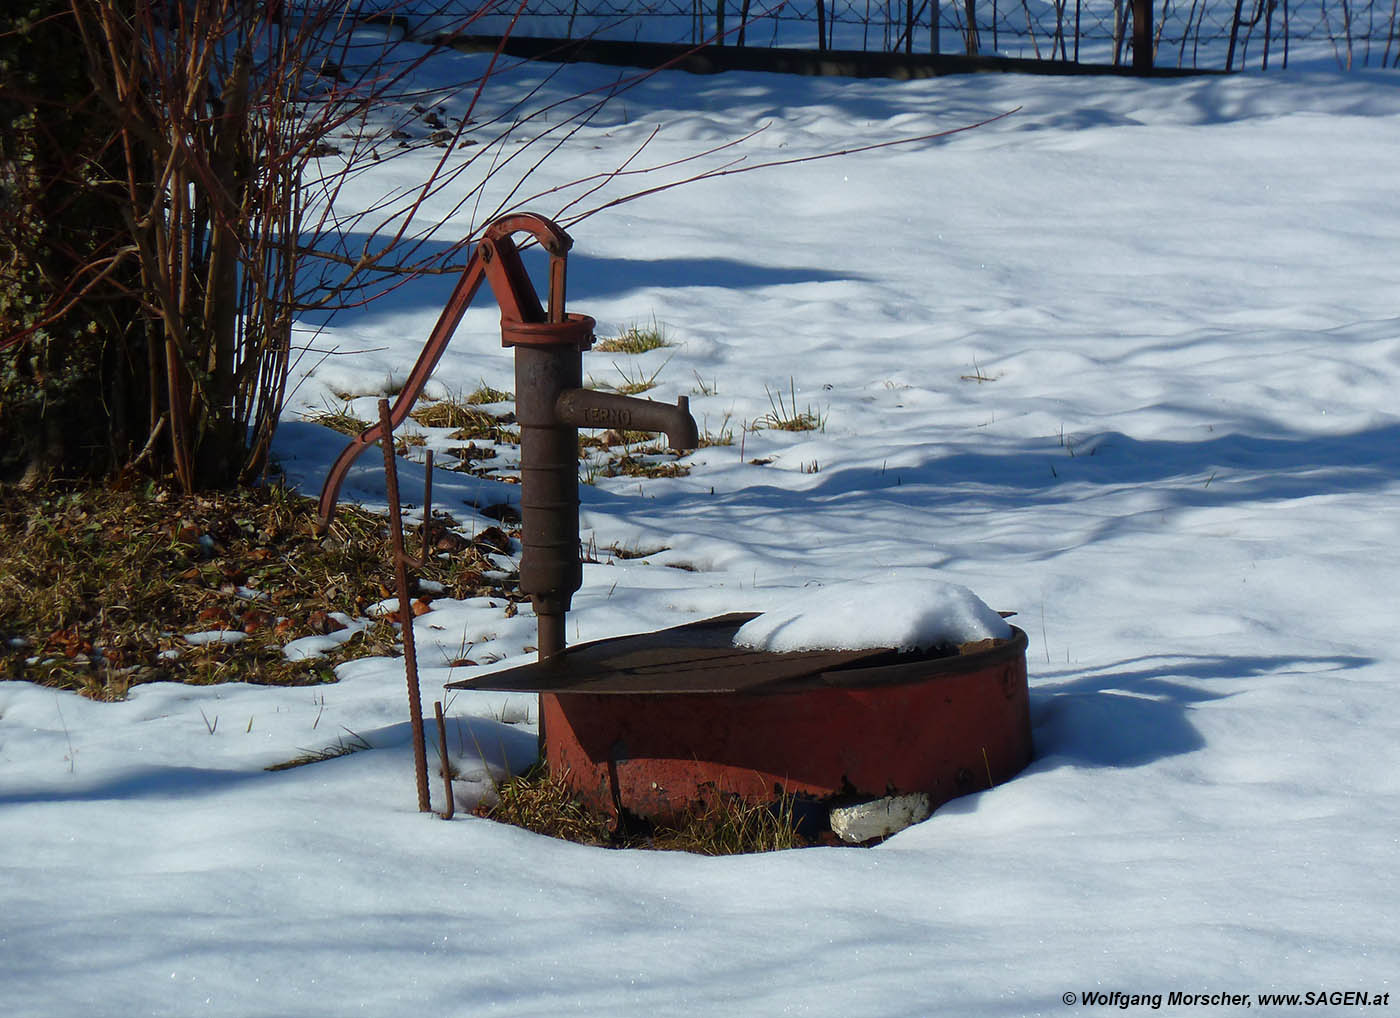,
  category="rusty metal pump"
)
[316,213,698,660]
